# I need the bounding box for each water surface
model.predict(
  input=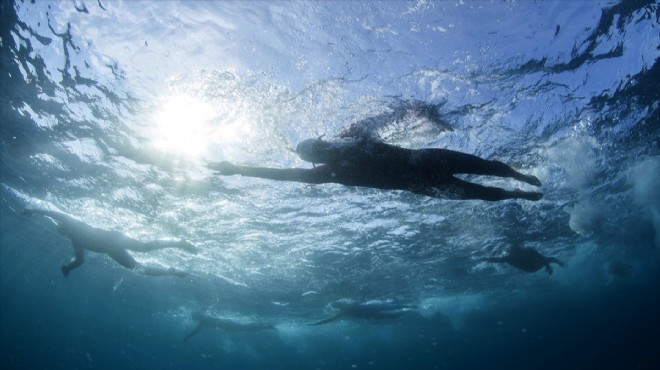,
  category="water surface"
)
[1,1,659,369]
